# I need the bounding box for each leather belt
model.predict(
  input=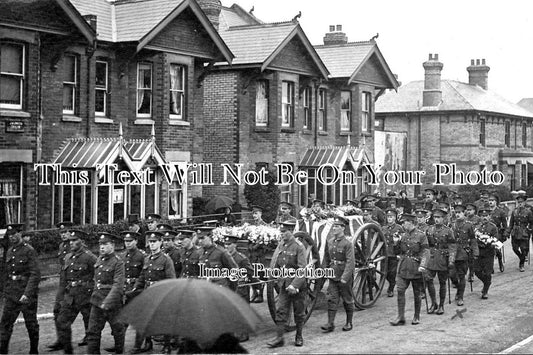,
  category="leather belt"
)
[125,278,137,284]
[331,260,345,265]
[96,283,112,290]
[10,275,28,281]
[67,281,89,287]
